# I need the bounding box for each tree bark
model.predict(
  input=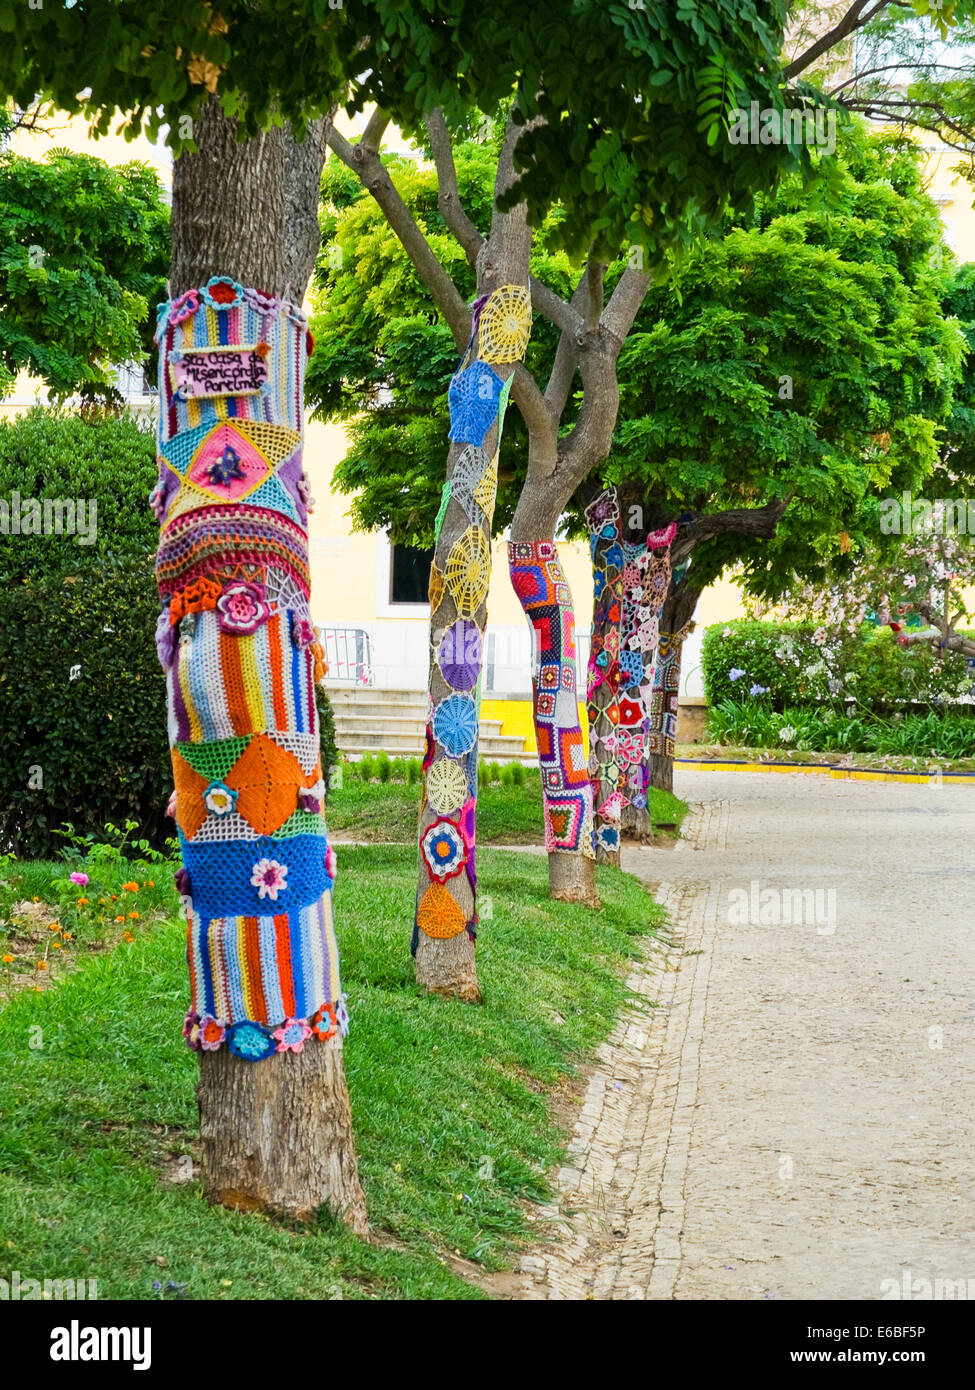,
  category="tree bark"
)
[166,96,365,1227]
